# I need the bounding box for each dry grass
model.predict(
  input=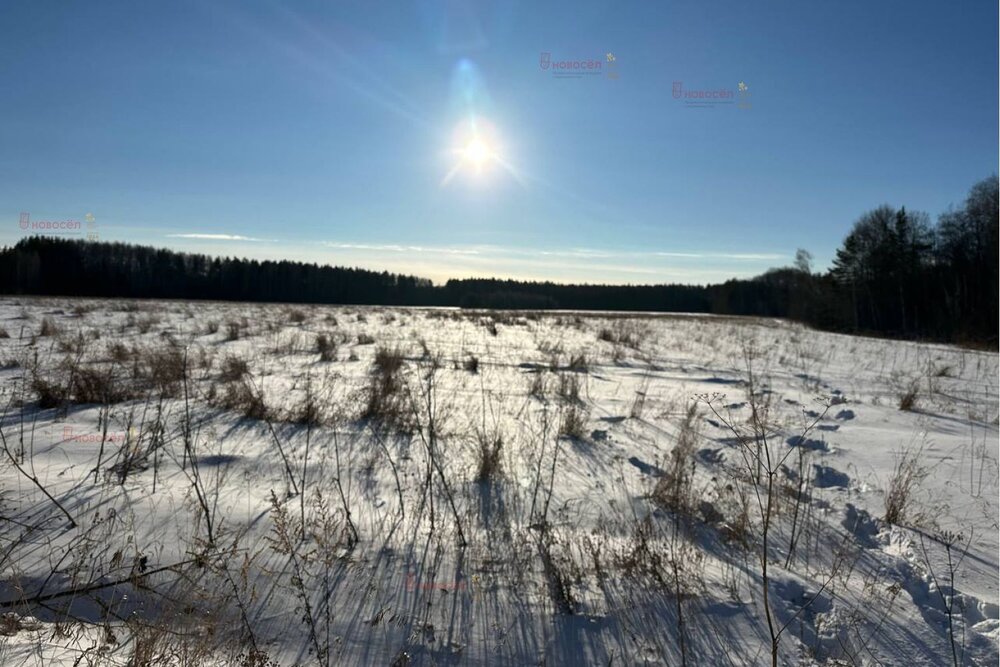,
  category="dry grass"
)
[653,401,700,517]
[292,388,321,425]
[597,321,643,349]
[108,341,135,364]
[215,378,270,421]
[71,366,133,404]
[219,355,250,382]
[316,334,336,362]
[884,444,928,525]
[33,361,136,407]
[141,345,186,397]
[557,373,581,403]
[1,300,991,666]
[136,316,159,334]
[39,317,60,337]
[361,347,410,431]
[528,371,547,399]
[475,429,503,482]
[567,353,588,373]
[559,404,588,439]
[31,375,67,409]
[464,354,480,373]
